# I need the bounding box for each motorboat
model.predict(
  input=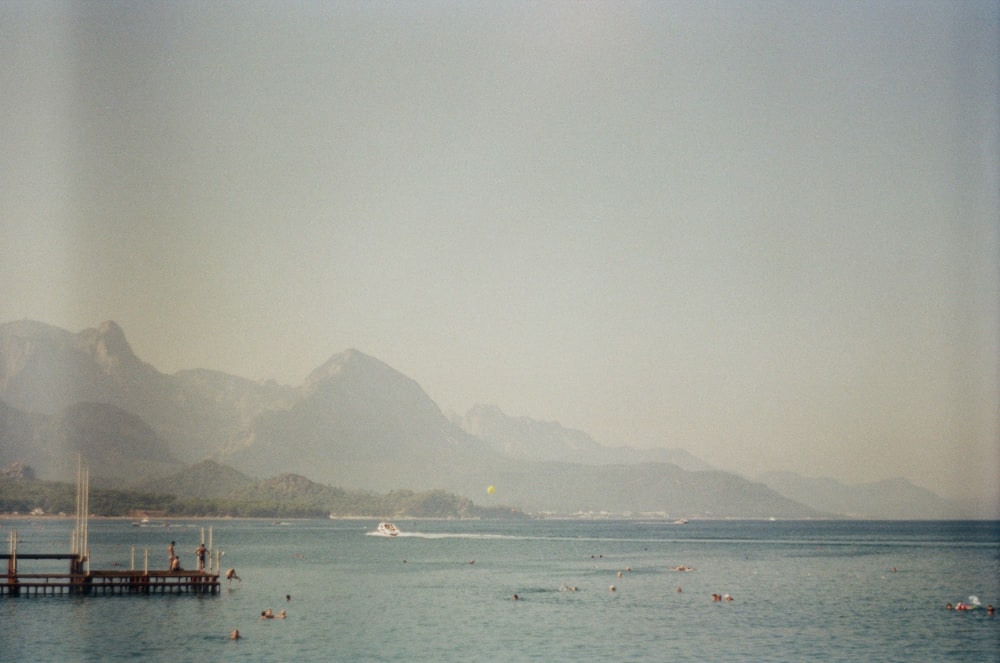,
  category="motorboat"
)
[376,521,400,537]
